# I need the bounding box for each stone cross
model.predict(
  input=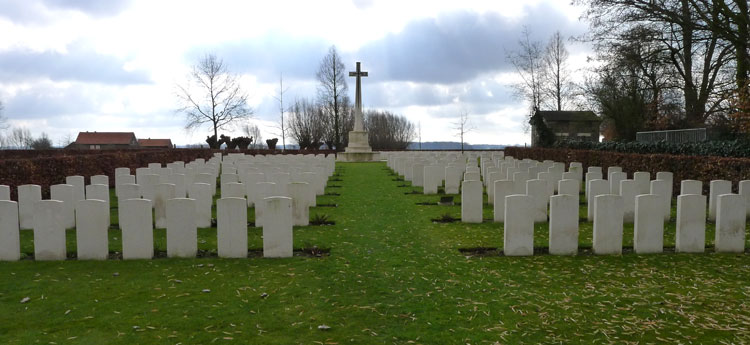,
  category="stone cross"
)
[349,62,368,132]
